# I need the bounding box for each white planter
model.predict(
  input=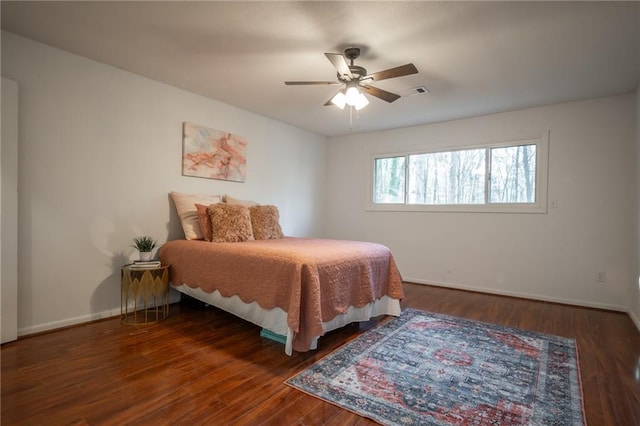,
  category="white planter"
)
[139,251,153,261]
